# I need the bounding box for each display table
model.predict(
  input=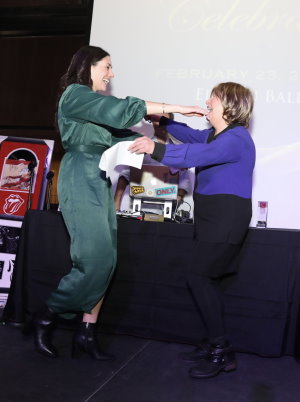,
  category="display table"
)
[3,210,300,357]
